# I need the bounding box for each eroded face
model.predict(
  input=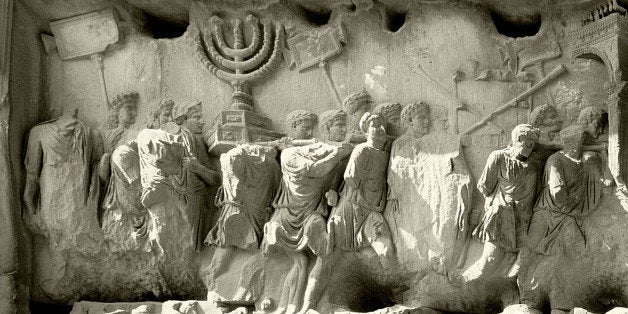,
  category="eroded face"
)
[410,114,430,138]
[512,136,537,158]
[584,119,604,139]
[118,102,137,127]
[184,111,205,134]
[366,117,386,141]
[328,119,348,142]
[159,110,173,126]
[385,114,401,136]
[292,119,314,140]
[542,111,562,129]
[350,108,367,132]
